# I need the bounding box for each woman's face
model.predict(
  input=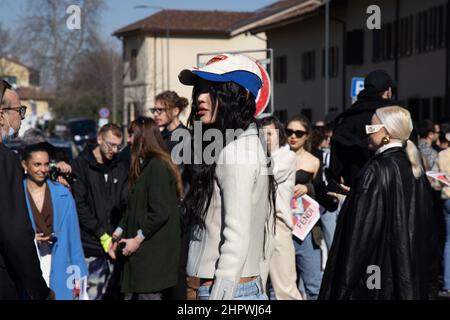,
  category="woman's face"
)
[195,79,218,124]
[22,151,49,184]
[263,123,279,153]
[287,121,308,152]
[367,114,389,150]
